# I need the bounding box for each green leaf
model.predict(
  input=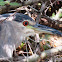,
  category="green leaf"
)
[0,1,20,6]
[9,2,20,6]
[20,42,25,48]
[50,12,55,18]
[52,13,55,17]
[0,0,3,2]
[0,1,6,6]
[59,13,62,18]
